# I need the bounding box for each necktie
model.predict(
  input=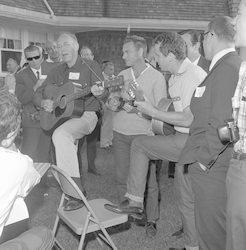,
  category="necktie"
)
[36,71,40,80]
